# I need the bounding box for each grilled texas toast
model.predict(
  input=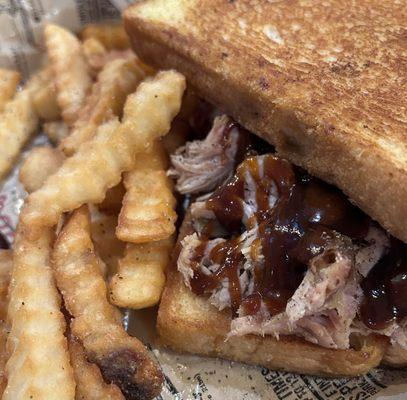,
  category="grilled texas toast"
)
[124,0,407,242]
[156,212,388,377]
